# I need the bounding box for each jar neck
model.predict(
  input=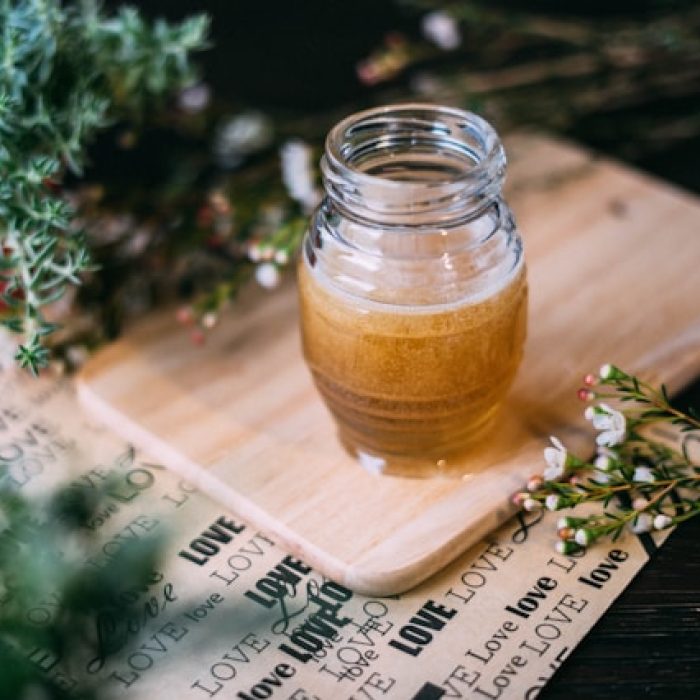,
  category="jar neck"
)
[321,103,506,227]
